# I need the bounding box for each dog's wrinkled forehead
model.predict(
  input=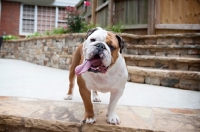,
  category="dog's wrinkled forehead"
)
[86,27,125,53]
[86,27,107,41]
